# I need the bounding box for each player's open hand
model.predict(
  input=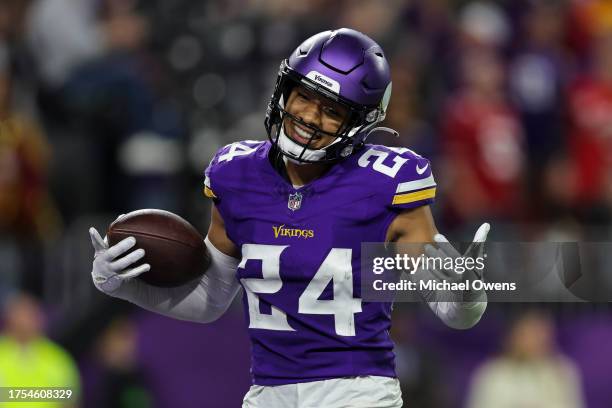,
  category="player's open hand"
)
[419,223,490,302]
[89,225,150,294]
